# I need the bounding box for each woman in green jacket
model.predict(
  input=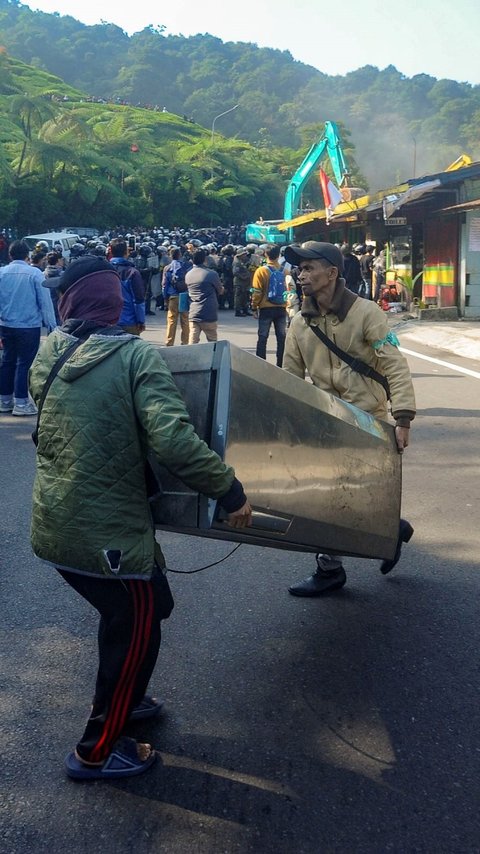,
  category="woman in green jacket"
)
[29,256,252,781]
